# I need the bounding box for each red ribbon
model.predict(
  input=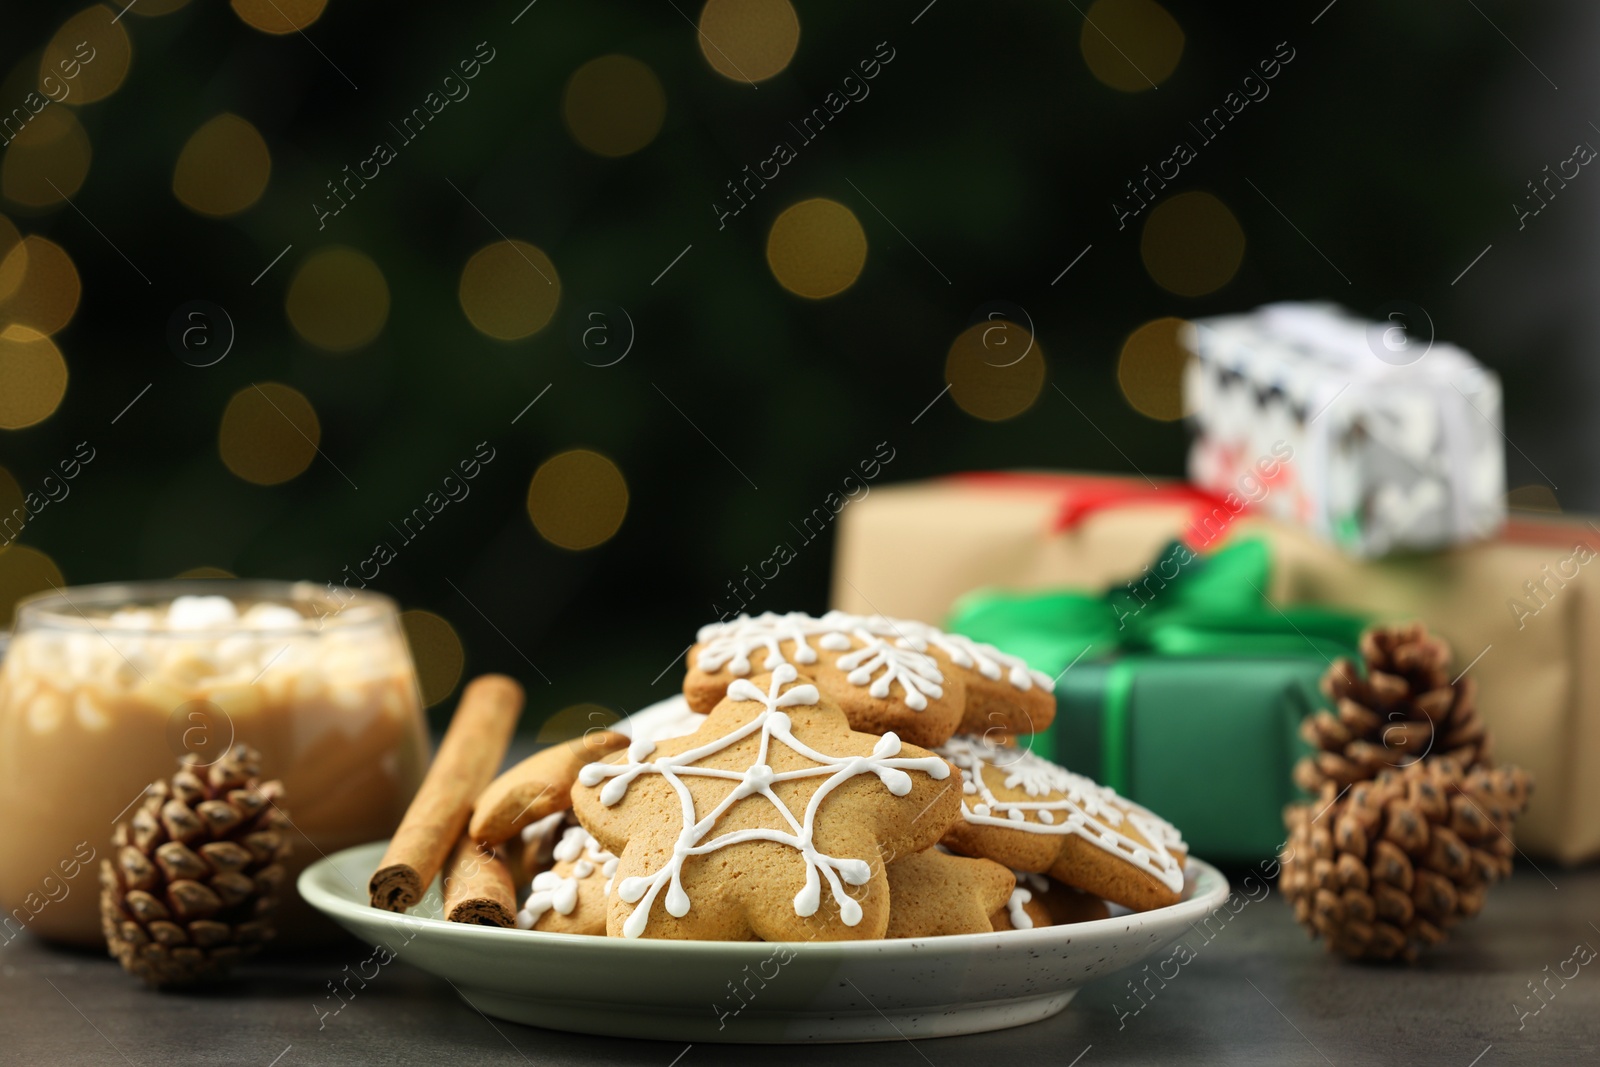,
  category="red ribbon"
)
[947,471,1243,546]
